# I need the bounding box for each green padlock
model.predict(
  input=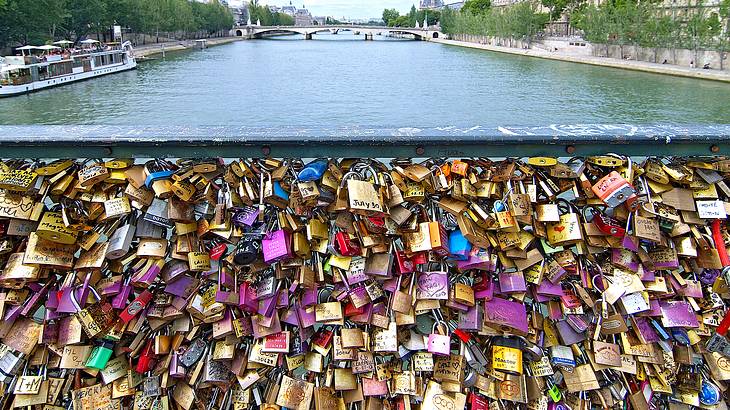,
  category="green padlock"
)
[85,341,114,370]
[547,376,562,403]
